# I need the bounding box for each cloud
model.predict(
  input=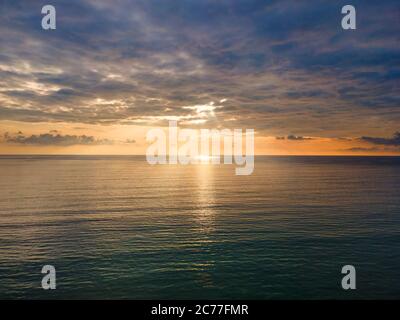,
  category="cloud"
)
[287,135,314,141]
[3,132,113,146]
[276,135,314,141]
[343,145,400,153]
[0,0,399,139]
[360,132,400,146]
[125,139,136,144]
[345,147,381,152]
